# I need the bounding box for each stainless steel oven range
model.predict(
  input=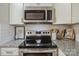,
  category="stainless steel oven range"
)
[19,30,58,56]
